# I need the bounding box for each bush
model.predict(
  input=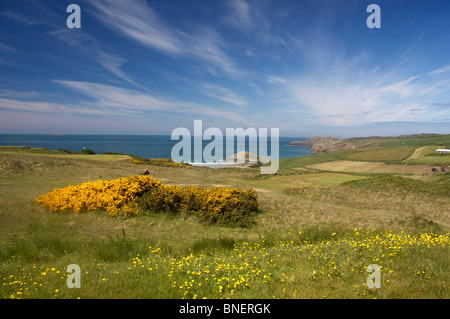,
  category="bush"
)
[36,175,259,225]
[56,149,72,154]
[129,157,190,168]
[138,185,259,226]
[80,148,96,154]
[36,175,162,216]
